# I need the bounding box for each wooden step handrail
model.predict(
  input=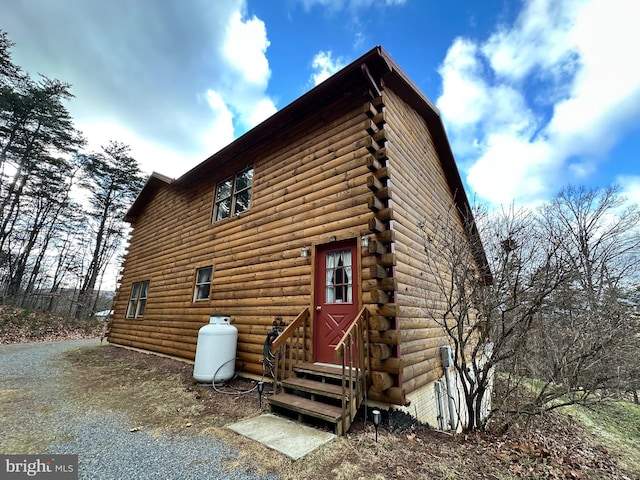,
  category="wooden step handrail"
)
[270,307,310,391]
[334,306,370,435]
[270,308,309,352]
